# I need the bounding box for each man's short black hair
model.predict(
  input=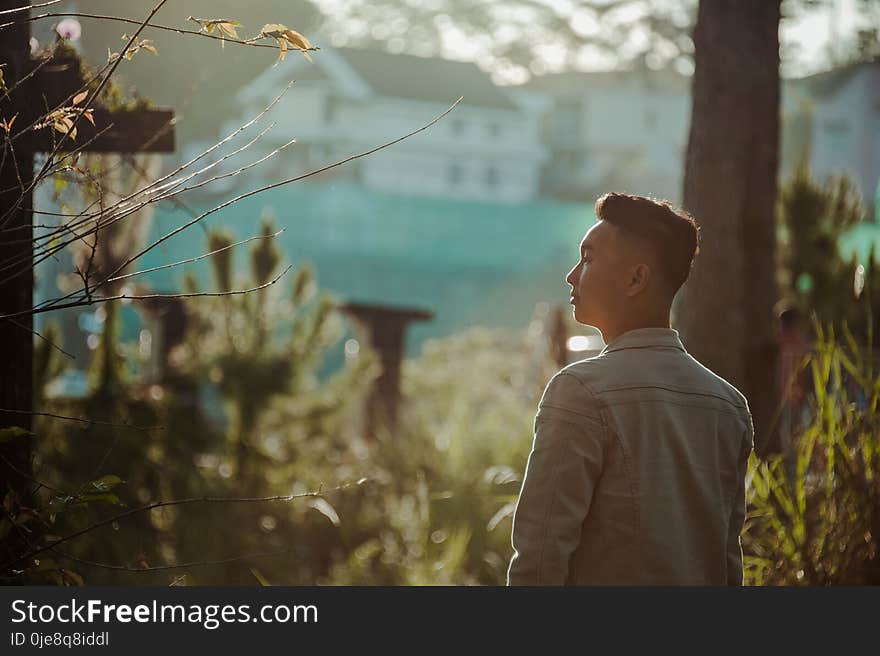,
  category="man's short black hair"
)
[595,192,700,295]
